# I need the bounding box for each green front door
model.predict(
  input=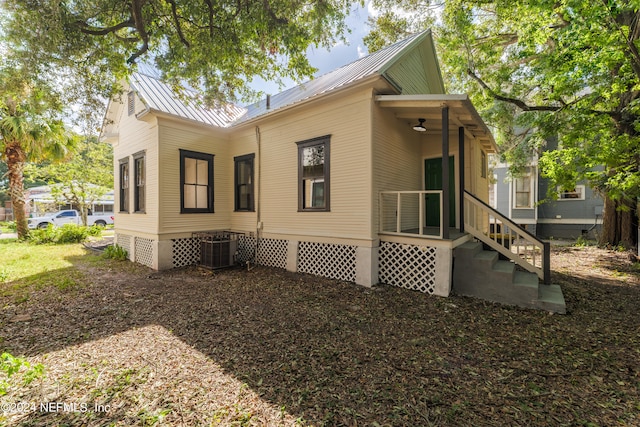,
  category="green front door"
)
[424,157,455,227]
